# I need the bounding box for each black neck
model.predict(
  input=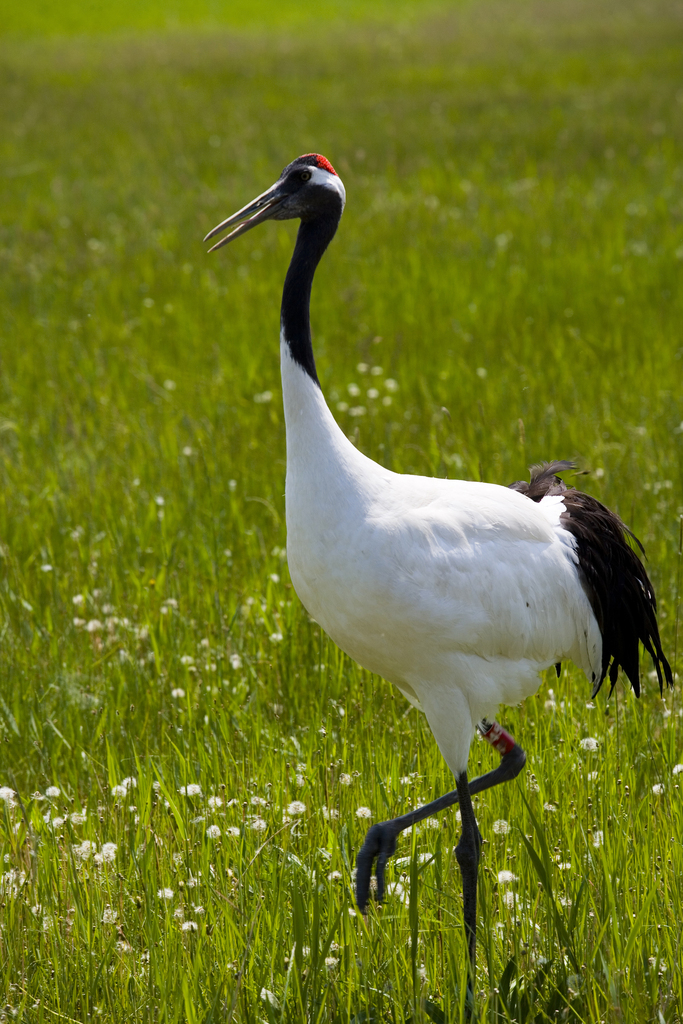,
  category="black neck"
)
[280,209,341,385]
